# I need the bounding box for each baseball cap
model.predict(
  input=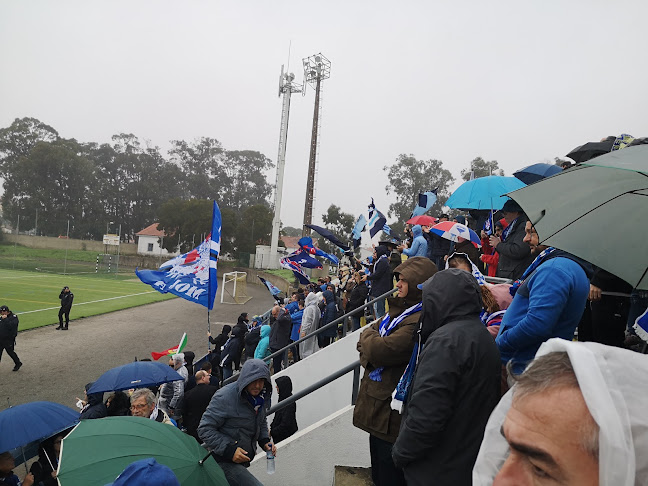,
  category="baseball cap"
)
[0,305,9,312]
[106,458,180,486]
